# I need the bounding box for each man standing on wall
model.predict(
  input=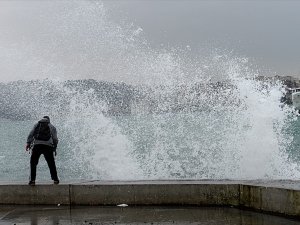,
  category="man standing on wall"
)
[26,116,59,186]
